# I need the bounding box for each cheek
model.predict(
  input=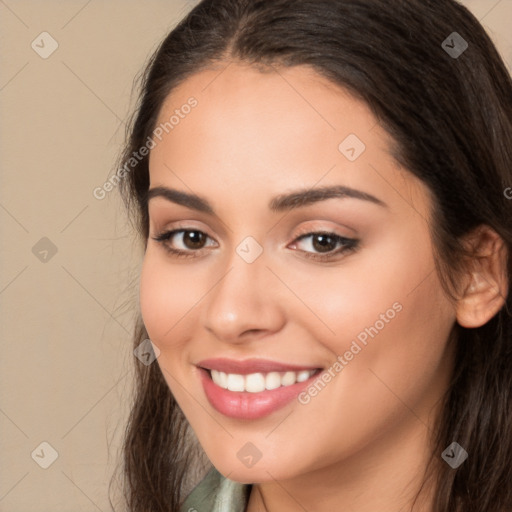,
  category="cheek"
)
[139,254,203,398]
[139,253,199,347]
[279,234,429,342]
[314,249,455,421]
[290,227,455,382]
